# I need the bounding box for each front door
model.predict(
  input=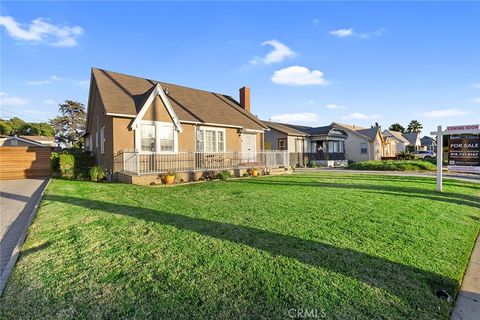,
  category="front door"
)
[241,133,257,162]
